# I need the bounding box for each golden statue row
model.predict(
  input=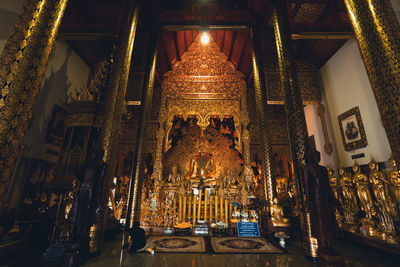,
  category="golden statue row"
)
[329,157,400,244]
